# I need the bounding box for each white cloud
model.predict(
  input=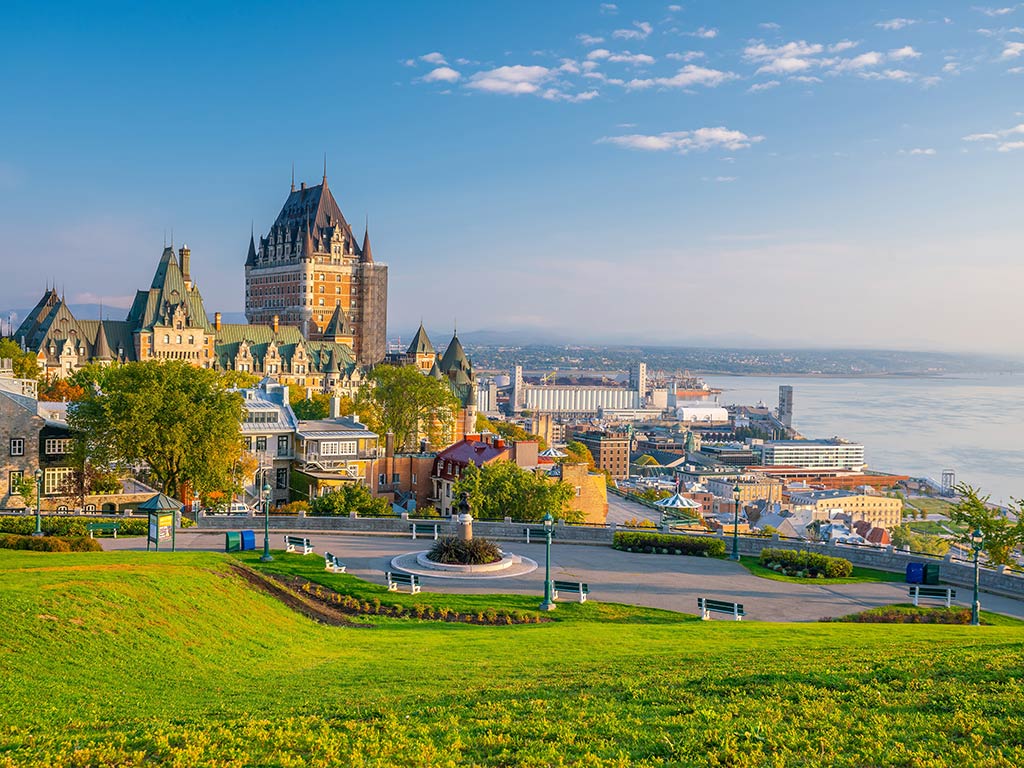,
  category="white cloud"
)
[587,48,610,60]
[963,121,1024,150]
[1009,65,1024,72]
[600,3,618,14]
[578,33,605,46]
[744,40,825,59]
[597,126,764,153]
[901,147,937,155]
[713,176,737,182]
[830,40,859,53]
[999,140,1024,150]
[625,64,738,90]
[420,52,448,65]
[831,51,885,72]
[542,89,600,103]
[861,68,915,81]
[792,75,823,83]
[613,21,653,40]
[688,27,719,39]
[876,18,919,31]
[943,61,962,73]
[748,80,781,92]
[1002,41,1024,58]
[466,65,552,94]
[668,5,682,12]
[607,51,656,65]
[759,22,781,30]
[974,6,1018,16]
[889,46,921,60]
[757,56,813,74]
[667,51,705,61]
[422,66,461,83]
[558,59,581,74]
